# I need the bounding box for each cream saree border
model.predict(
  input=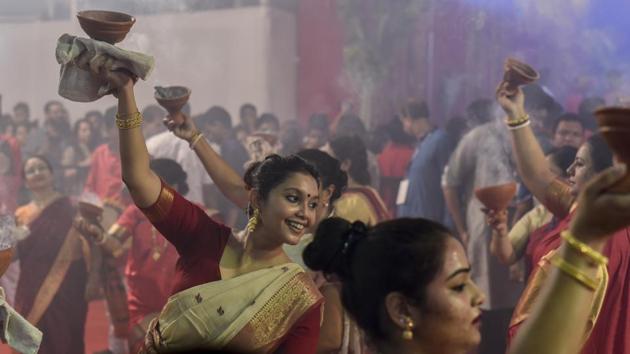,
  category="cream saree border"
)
[144,263,322,353]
